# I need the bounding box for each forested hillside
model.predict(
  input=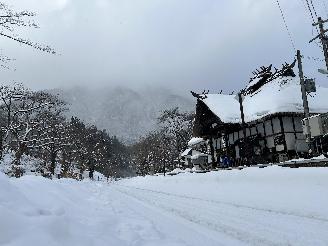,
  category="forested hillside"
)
[55,86,194,144]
